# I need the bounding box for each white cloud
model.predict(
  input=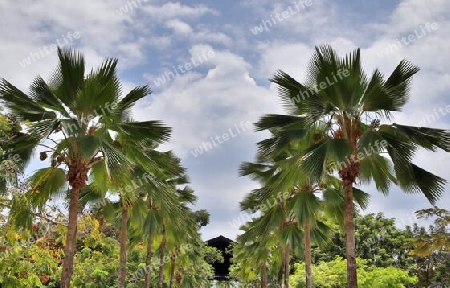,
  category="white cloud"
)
[141,2,217,20]
[138,45,281,157]
[257,42,313,80]
[166,19,193,34]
